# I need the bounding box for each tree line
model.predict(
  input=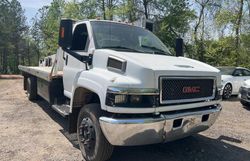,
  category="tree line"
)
[0,0,250,74]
